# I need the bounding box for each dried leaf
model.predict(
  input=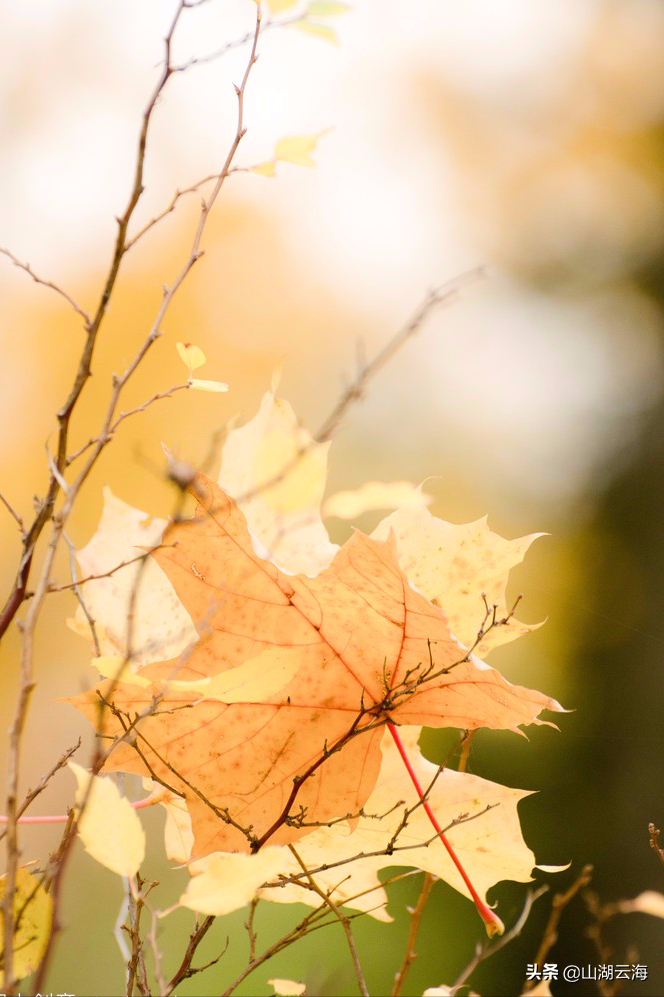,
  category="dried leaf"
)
[274,132,327,167]
[176,341,207,372]
[68,487,197,665]
[218,387,337,573]
[269,980,306,997]
[253,727,550,918]
[250,160,277,177]
[521,983,553,997]
[68,476,561,860]
[69,762,146,877]
[373,508,545,655]
[180,847,285,916]
[323,480,432,519]
[188,378,230,393]
[0,867,53,980]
